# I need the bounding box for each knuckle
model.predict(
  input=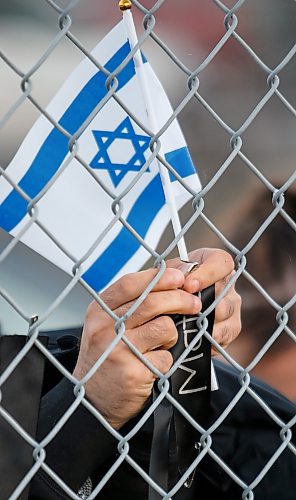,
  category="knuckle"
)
[87,326,99,346]
[221,324,230,340]
[136,294,155,320]
[116,273,135,297]
[158,315,178,345]
[85,300,97,320]
[215,297,231,320]
[220,323,240,346]
[226,297,235,317]
[159,315,176,333]
[147,350,173,375]
[213,323,226,342]
[87,316,113,344]
[235,317,242,336]
[235,291,242,307]
[142,293,154,311]
[217,289,241,320]
[216,324,230,346]
[221,276,228,287]
[228,290,242,313]
[136,321,158,346]
[159,350,173,373]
